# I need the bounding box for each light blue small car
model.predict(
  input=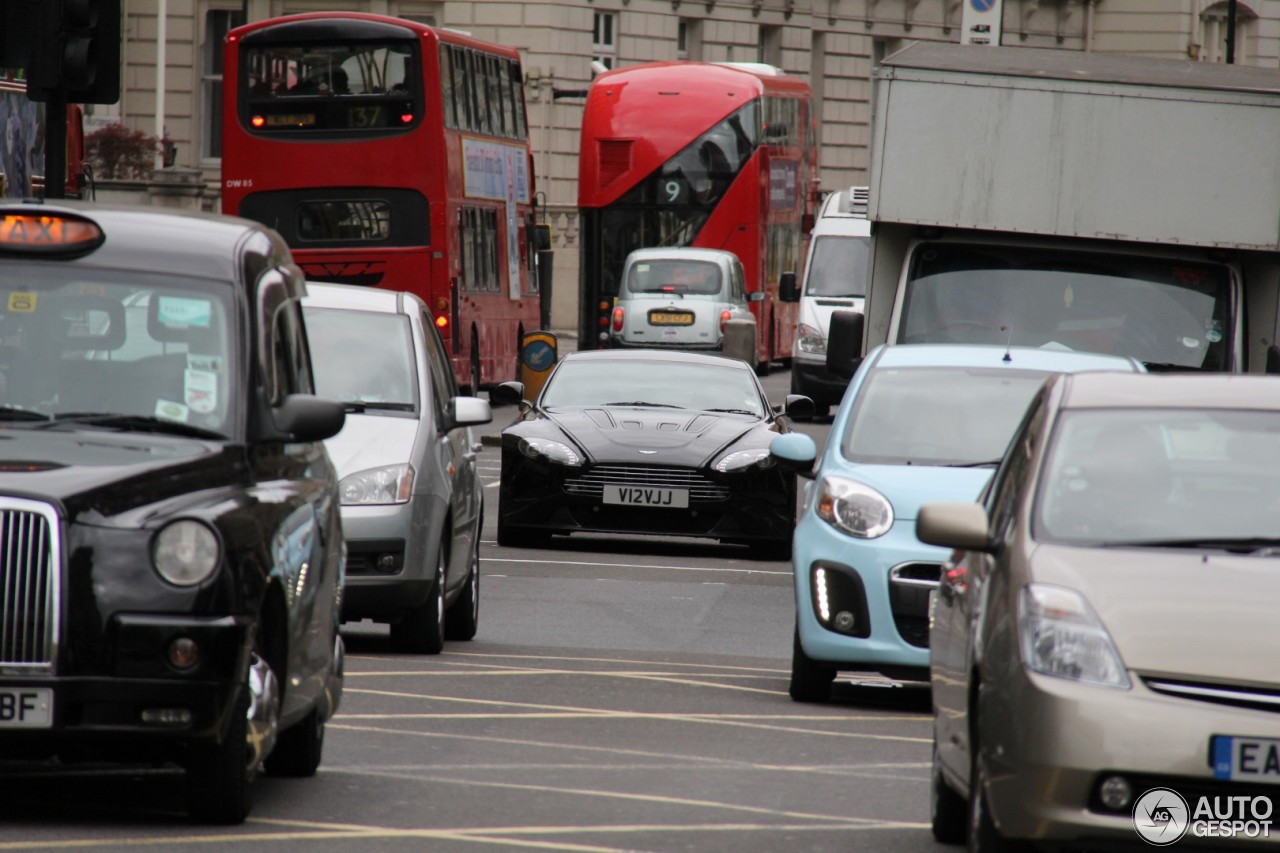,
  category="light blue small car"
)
[770,343,1144,702]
